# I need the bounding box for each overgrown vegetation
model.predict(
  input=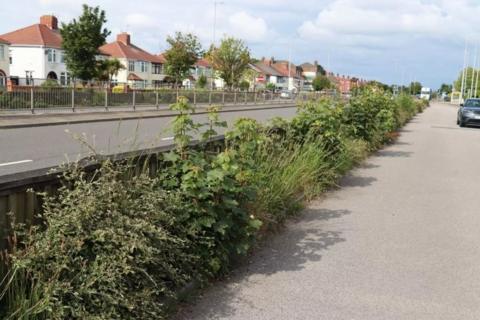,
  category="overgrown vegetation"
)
[0,88,428,319]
